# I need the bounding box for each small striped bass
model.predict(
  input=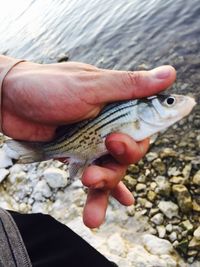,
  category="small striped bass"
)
[5,94,196,178]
